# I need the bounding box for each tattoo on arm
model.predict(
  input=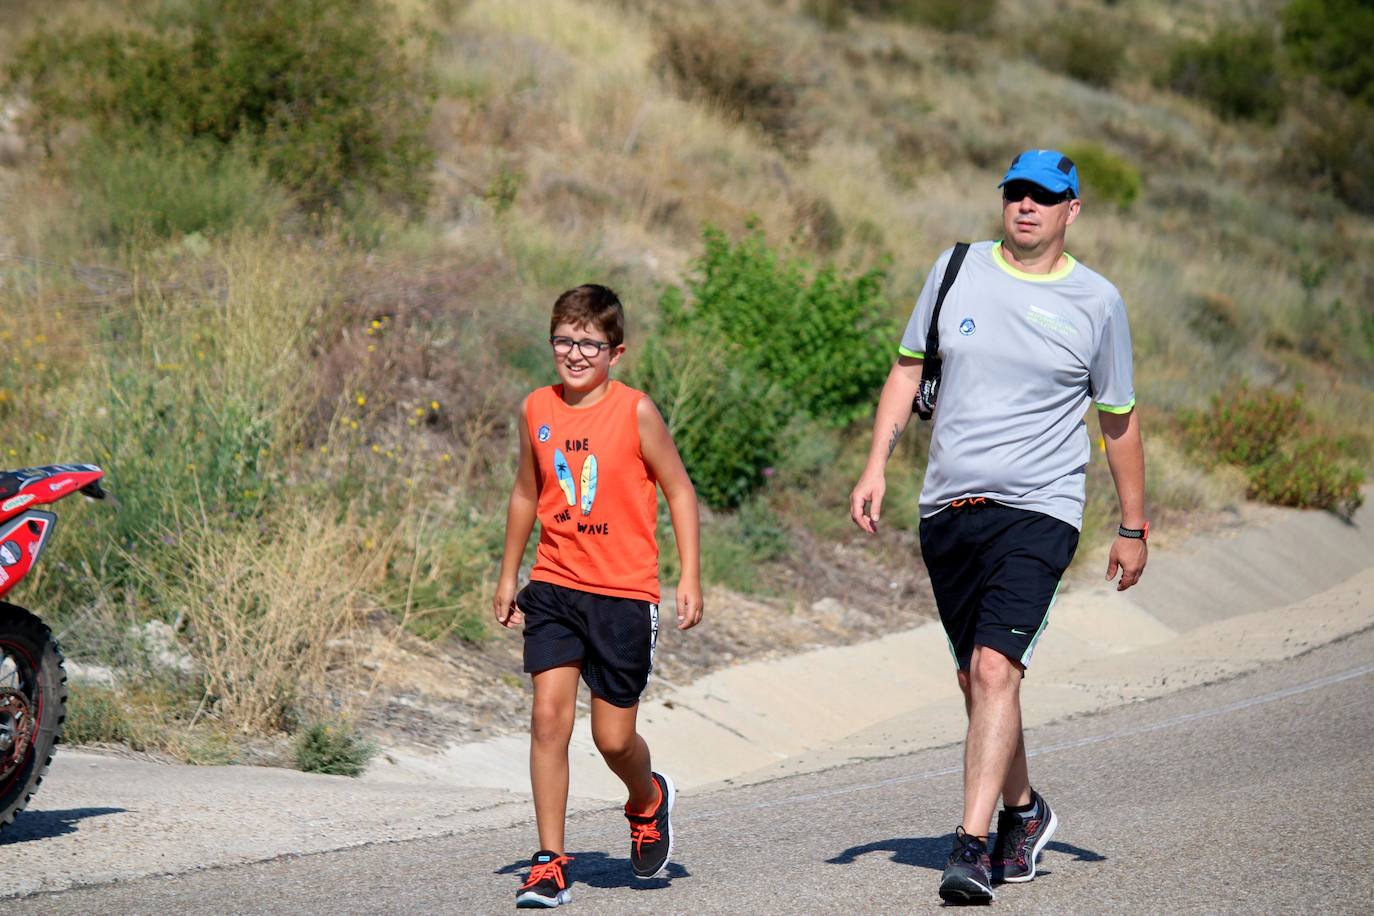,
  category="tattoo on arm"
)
[886,423,902,459]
